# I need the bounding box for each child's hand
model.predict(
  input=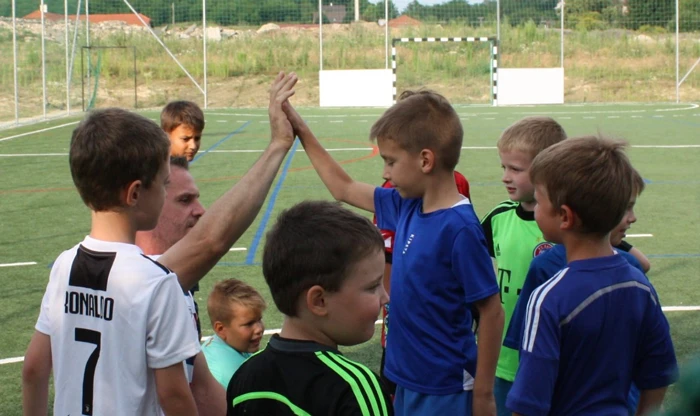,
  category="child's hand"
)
[281,98,308,138]
[473,392,496,416]
[268,71,297,149]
